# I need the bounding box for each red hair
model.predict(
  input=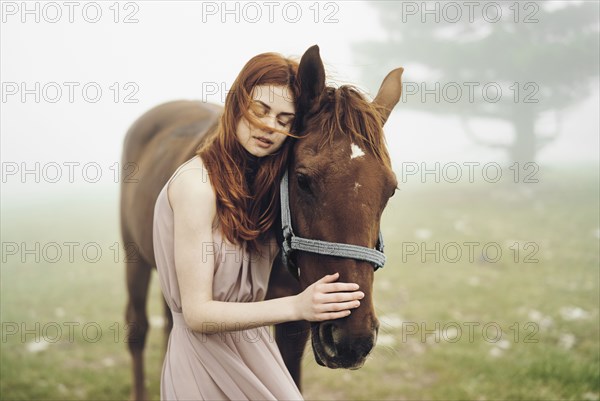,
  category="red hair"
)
[196,52,299,251]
